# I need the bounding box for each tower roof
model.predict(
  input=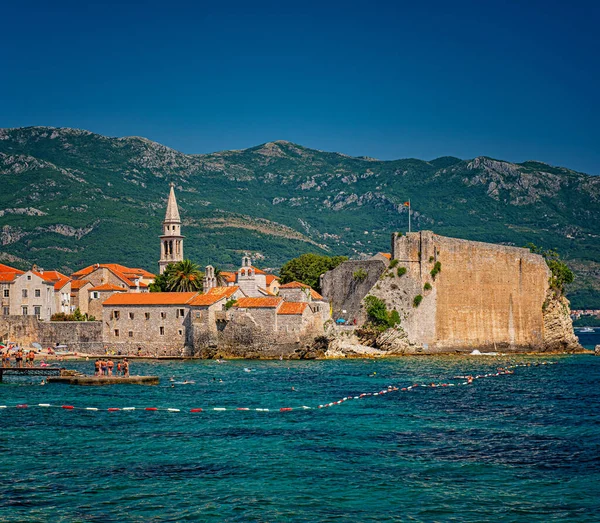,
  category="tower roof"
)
[164,183,181,223]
